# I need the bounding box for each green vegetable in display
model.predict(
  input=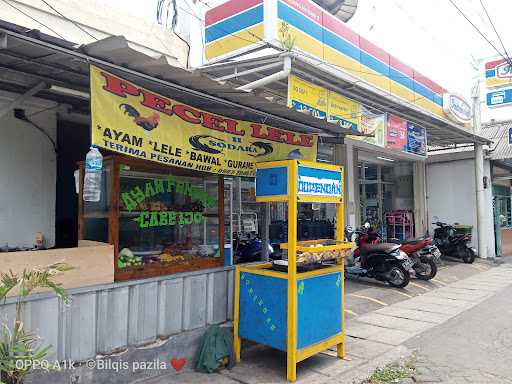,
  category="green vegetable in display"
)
[118,248,143,268]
